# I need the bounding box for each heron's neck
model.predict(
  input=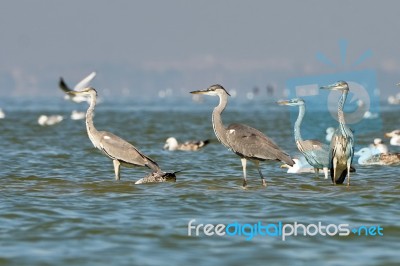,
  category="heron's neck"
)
[86,92,101,147]
[337,91,349,135]
[212,93,229,146]
[294,105,305,142]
